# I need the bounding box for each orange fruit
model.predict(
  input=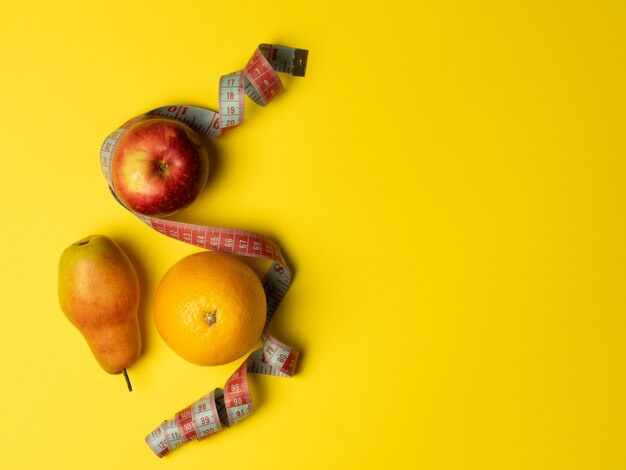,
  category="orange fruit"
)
[153,251,266,366]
